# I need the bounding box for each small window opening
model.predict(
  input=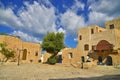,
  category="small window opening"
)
[79,35,82,40]
[109,24,114,29]
[91,29,94,34]
[84,44,89,51]
[35,51,38,56]
[68,52,72,59]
